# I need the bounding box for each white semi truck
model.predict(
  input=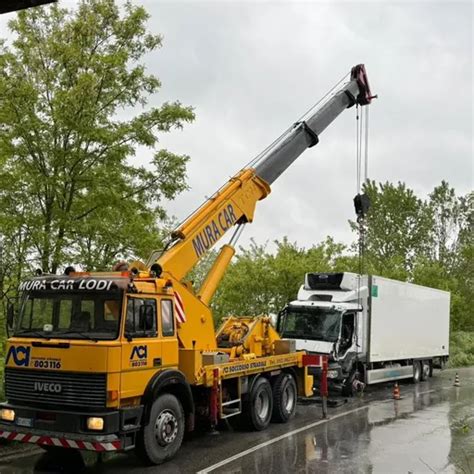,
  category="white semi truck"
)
[276,272,450,396]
